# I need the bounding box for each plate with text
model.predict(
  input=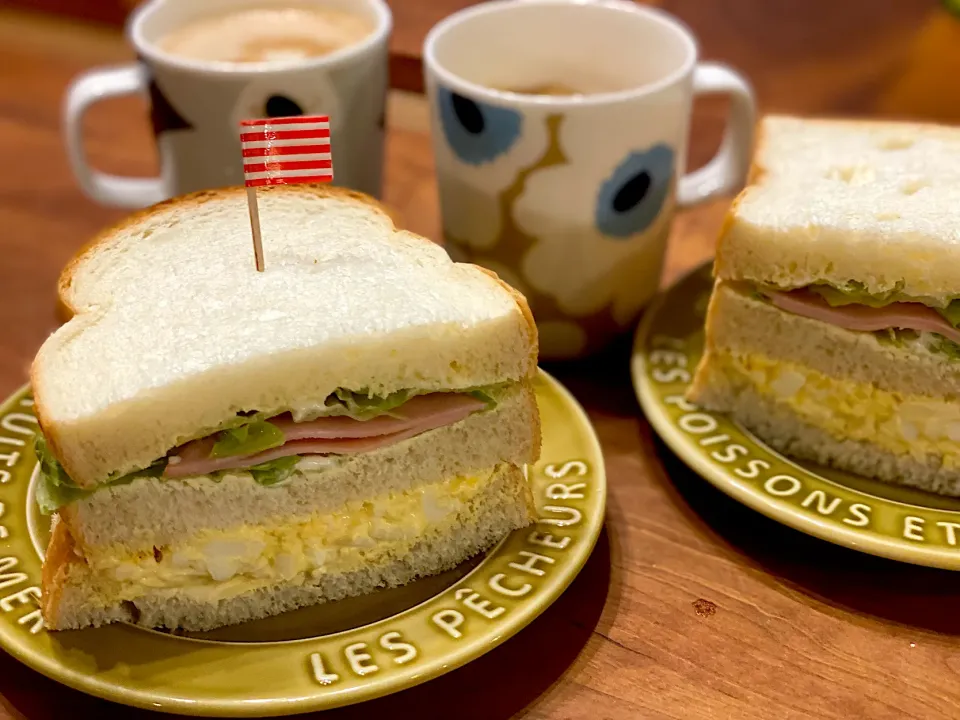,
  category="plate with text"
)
[633,262,960,570]
[0,369,605,716]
